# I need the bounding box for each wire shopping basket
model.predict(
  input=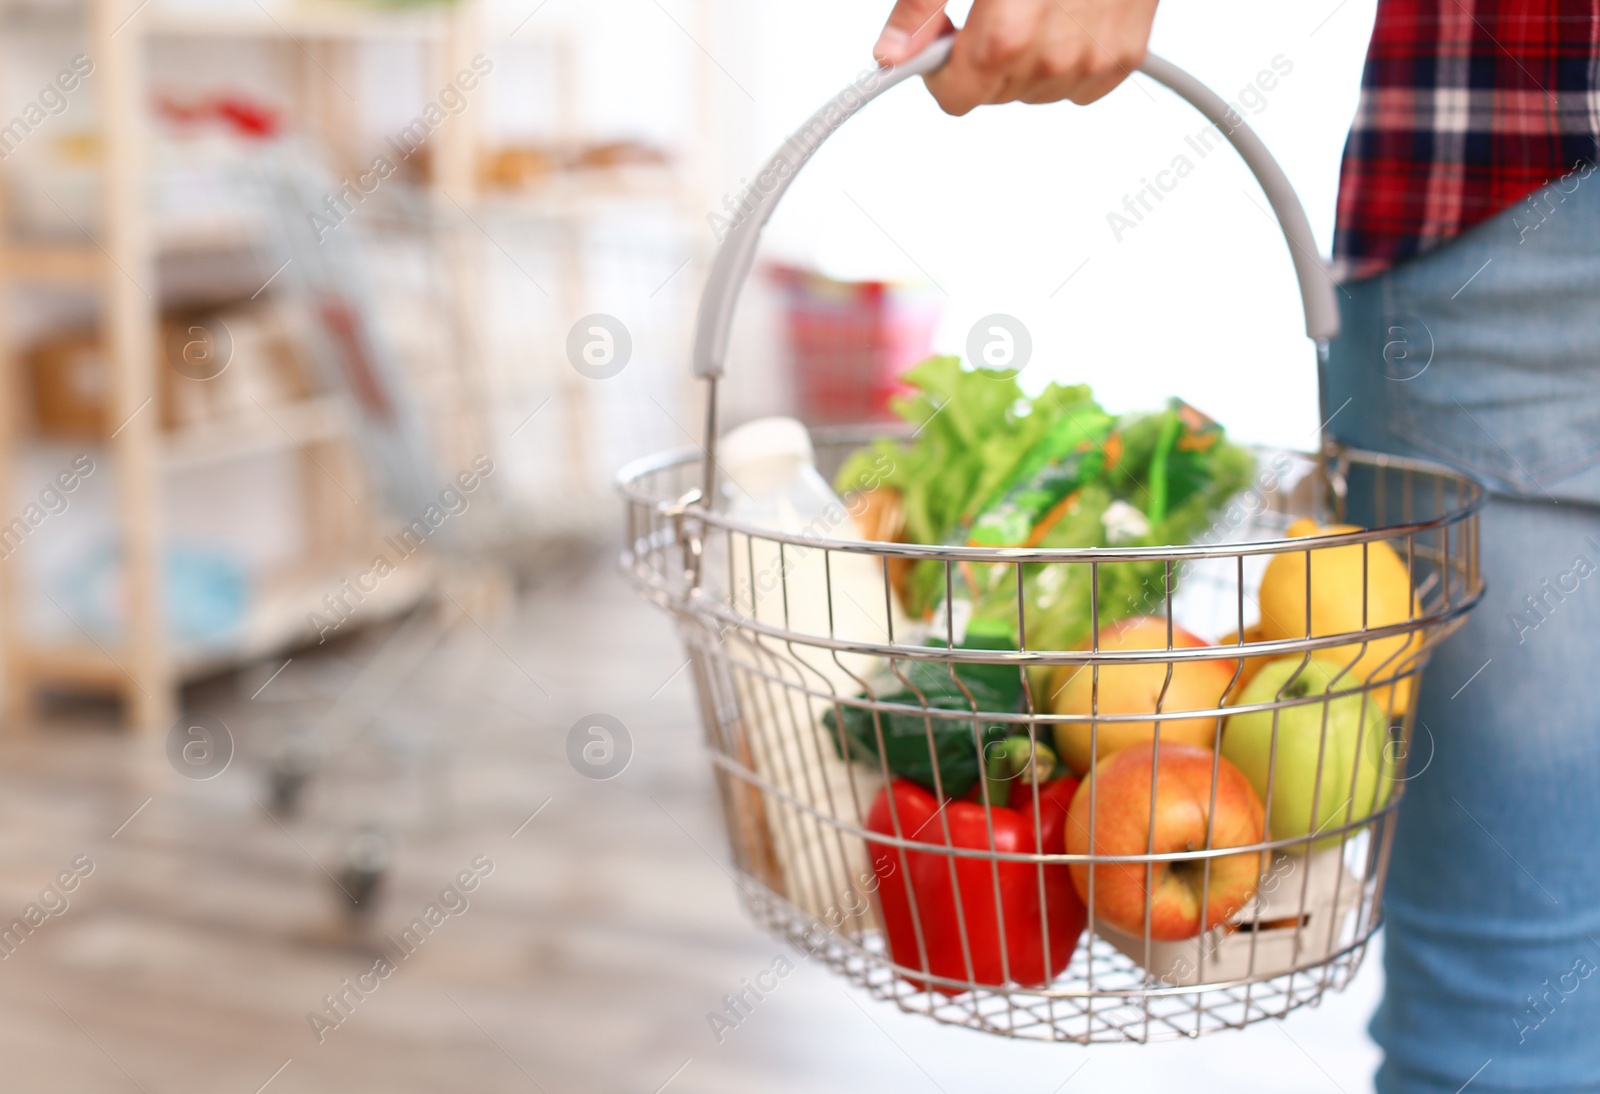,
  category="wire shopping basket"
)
[620,40,1485,1043]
